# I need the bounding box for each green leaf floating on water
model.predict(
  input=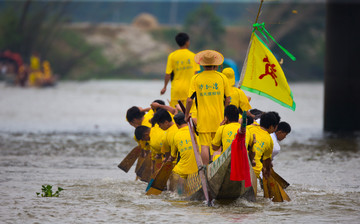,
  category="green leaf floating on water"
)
[36,185,64,197]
